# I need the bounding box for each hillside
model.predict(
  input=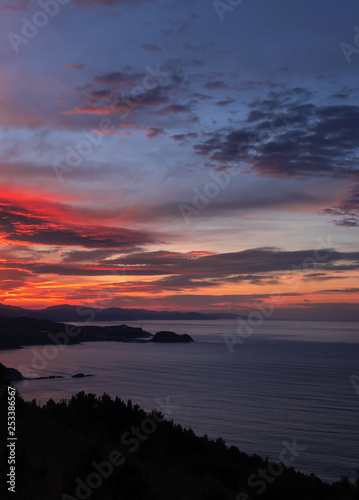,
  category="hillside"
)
[0,316,152,350]
[0,391,357,500]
